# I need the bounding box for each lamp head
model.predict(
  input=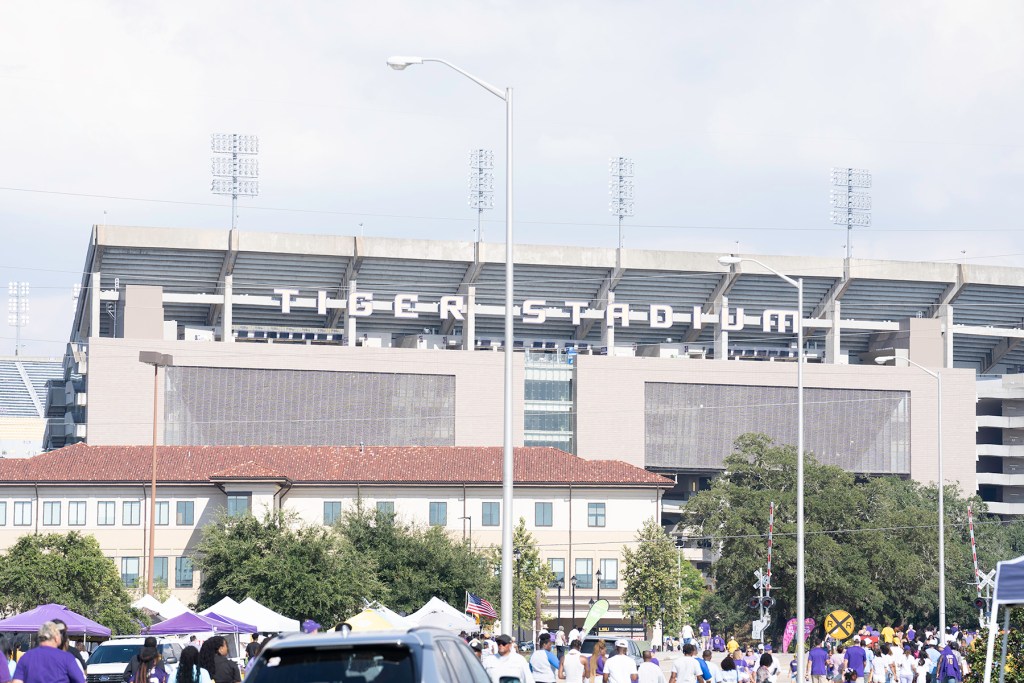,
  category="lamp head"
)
[718,255,743,266]
[874,355,897,365]
[386,56,423,70]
